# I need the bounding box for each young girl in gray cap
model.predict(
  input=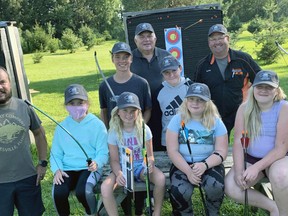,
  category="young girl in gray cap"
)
[101,92,165,216]
[225,70,288,215]
[166,83,228,215]
[50,84,108,216]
